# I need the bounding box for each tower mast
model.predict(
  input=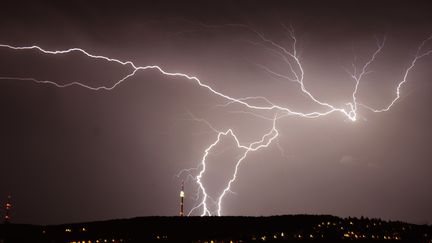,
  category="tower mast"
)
[179,181,185,216]
[4,195,12,224]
